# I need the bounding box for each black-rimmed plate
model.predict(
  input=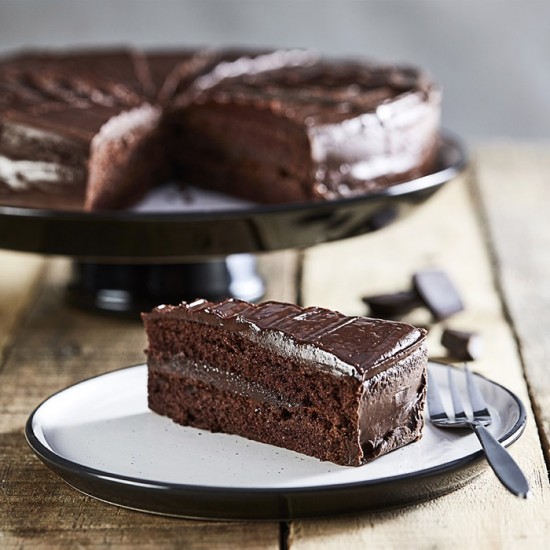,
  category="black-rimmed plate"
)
[25,361,526,520]
[1,133,466,259]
